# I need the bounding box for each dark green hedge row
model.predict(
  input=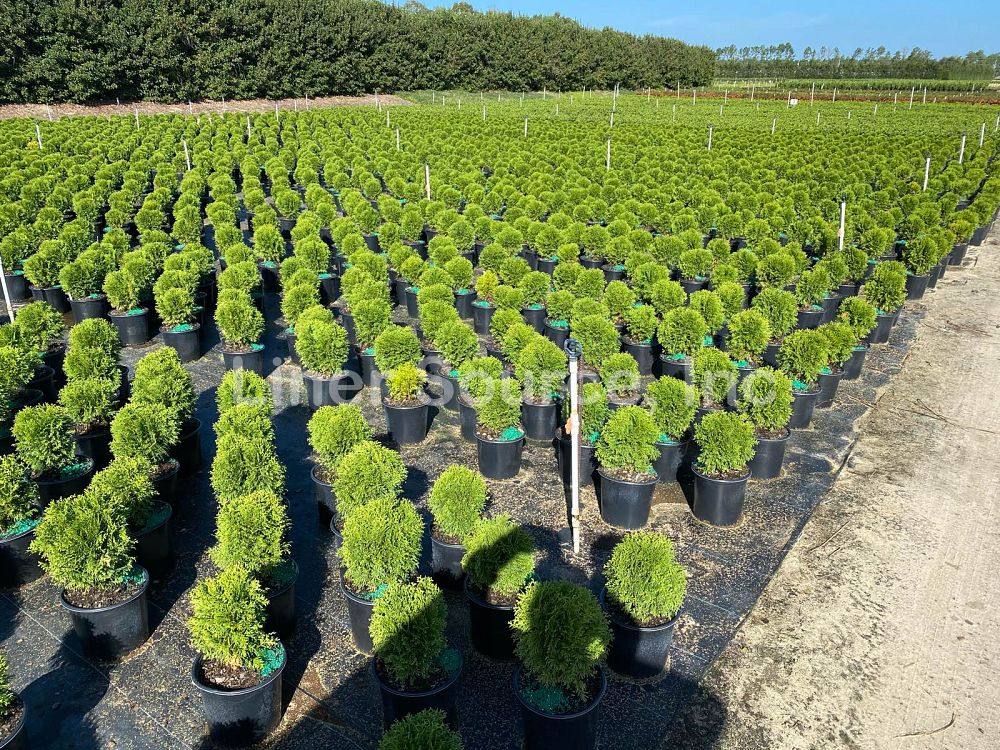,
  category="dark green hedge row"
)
[0,0,715,104]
